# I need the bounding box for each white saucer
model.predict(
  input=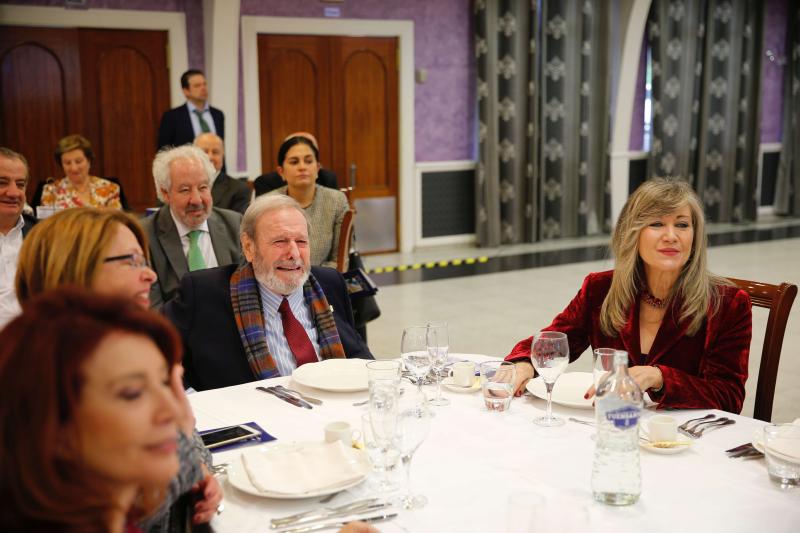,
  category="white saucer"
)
[442,376,481,393]
[639,430,693,455]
